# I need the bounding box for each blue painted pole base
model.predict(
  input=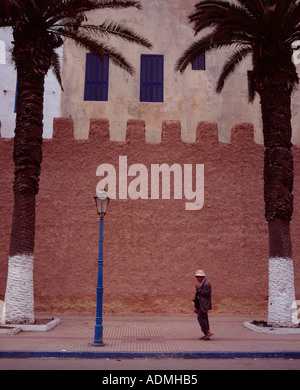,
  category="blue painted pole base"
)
[93,323,104,346]
[92,341,105,347]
